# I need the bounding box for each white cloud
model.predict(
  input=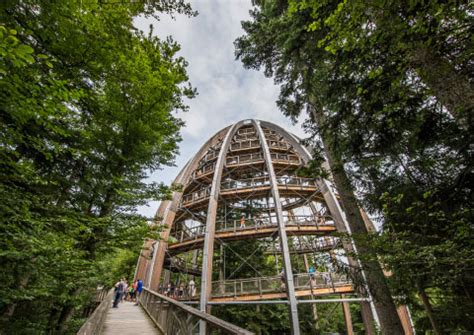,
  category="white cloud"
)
[134,0,306,217]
